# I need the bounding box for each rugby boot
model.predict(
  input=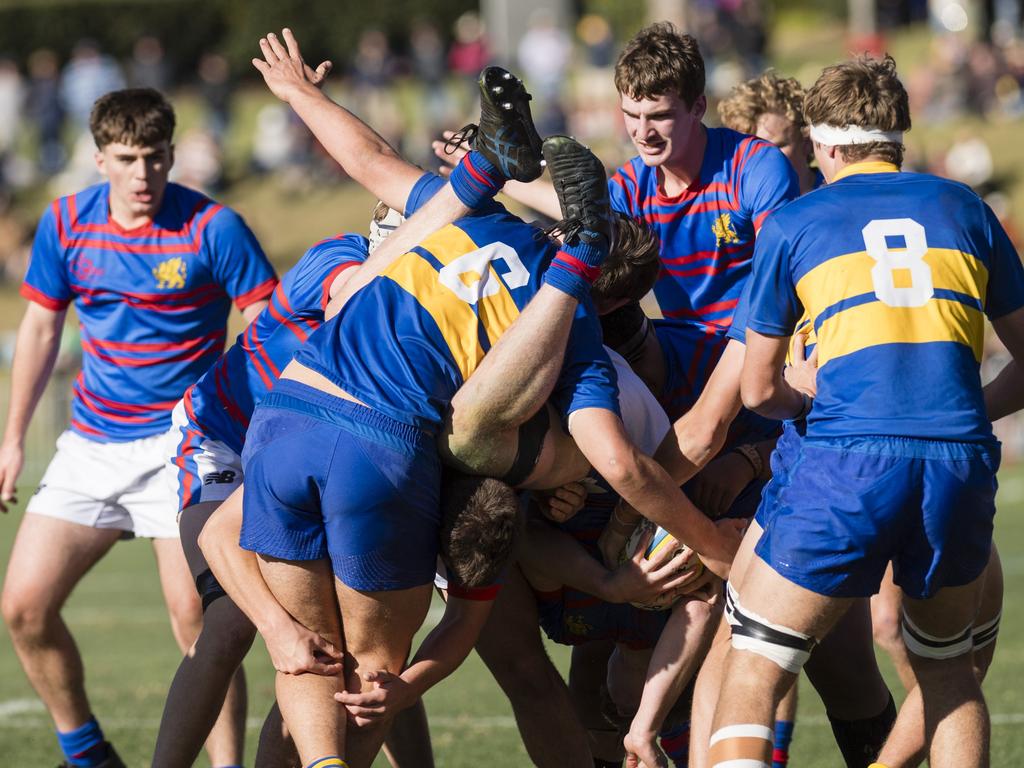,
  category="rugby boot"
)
[57,743,126,768]
[542,134,614,249]
[443,66,544,183]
